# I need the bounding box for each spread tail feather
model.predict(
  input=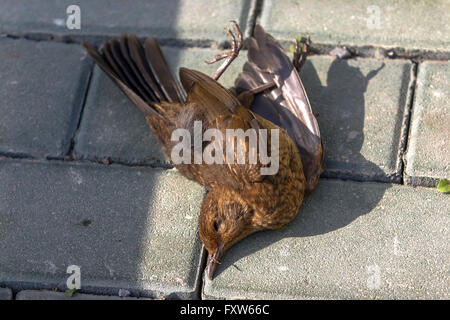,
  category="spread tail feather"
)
[82,35,189,150]
[81,35,185,118]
